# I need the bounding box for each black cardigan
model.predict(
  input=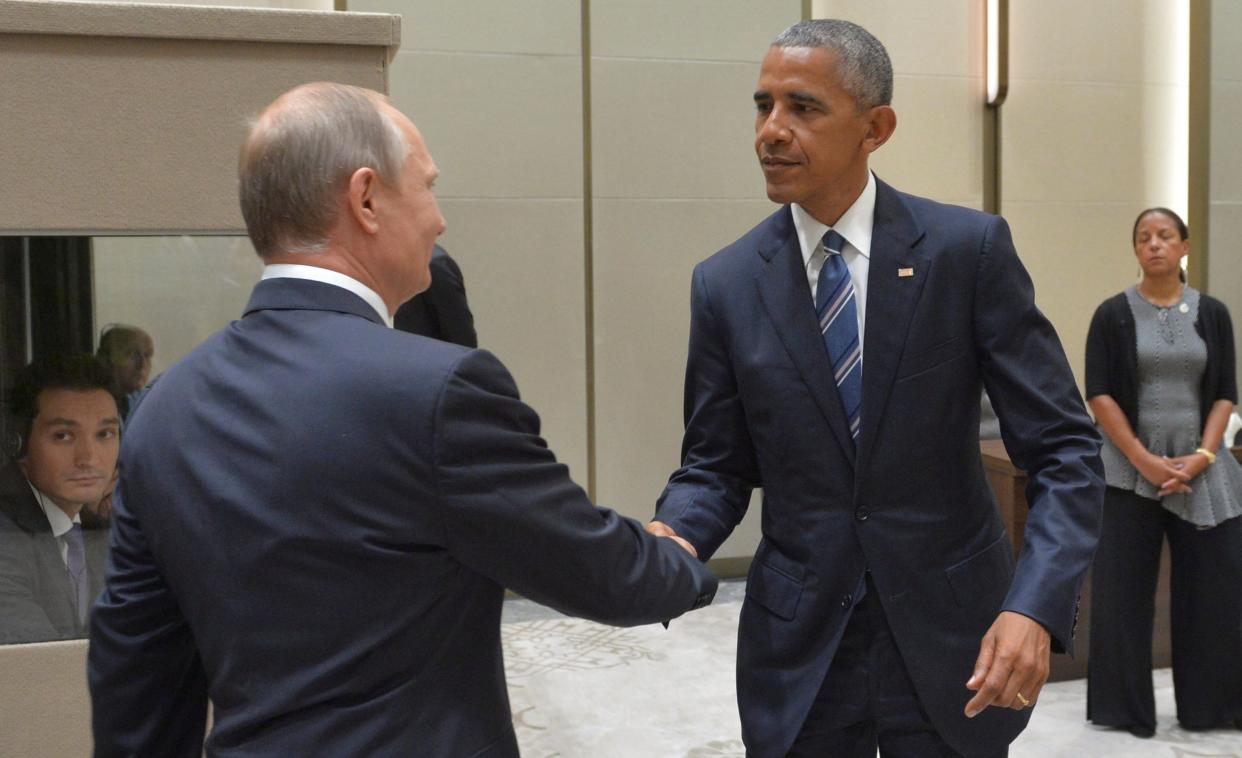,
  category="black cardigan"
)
[1085,290,1237,433]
